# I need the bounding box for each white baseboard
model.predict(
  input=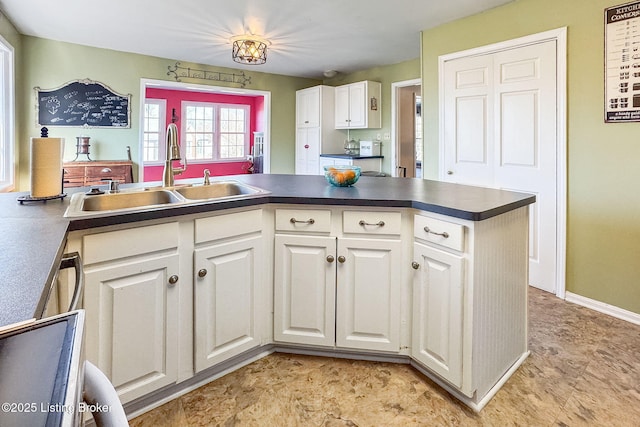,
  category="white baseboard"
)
[565,292,640,326]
